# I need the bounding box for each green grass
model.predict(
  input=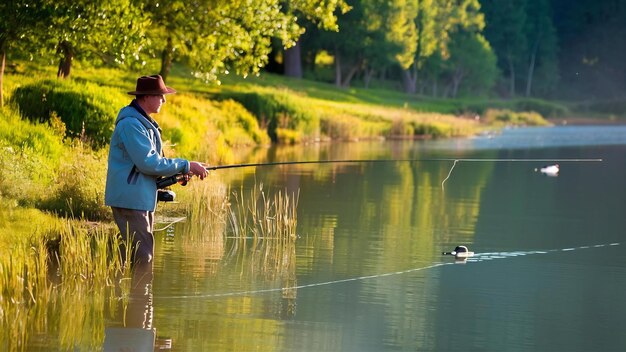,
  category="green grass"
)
[215,73,572,117]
